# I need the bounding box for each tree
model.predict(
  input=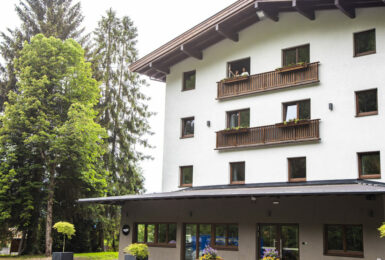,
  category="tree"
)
[0,34,107,256]
[53,222,75,252]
